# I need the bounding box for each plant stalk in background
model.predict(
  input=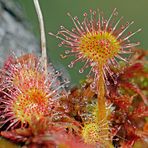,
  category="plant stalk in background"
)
[33,0,47,75]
